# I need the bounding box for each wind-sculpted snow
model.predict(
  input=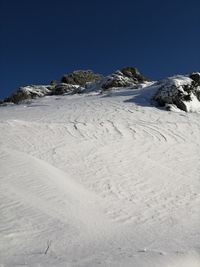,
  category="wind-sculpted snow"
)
[0,90,200,266]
